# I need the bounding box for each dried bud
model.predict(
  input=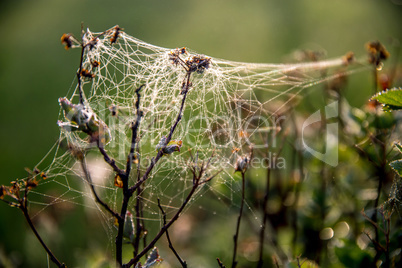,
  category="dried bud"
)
[0,185,5,199]
[61,33,73,50]
[155,136,183,155]
[58,97,111,146]
[366,41,390,67]
[235,155,250,173]
[114,174,123,188]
